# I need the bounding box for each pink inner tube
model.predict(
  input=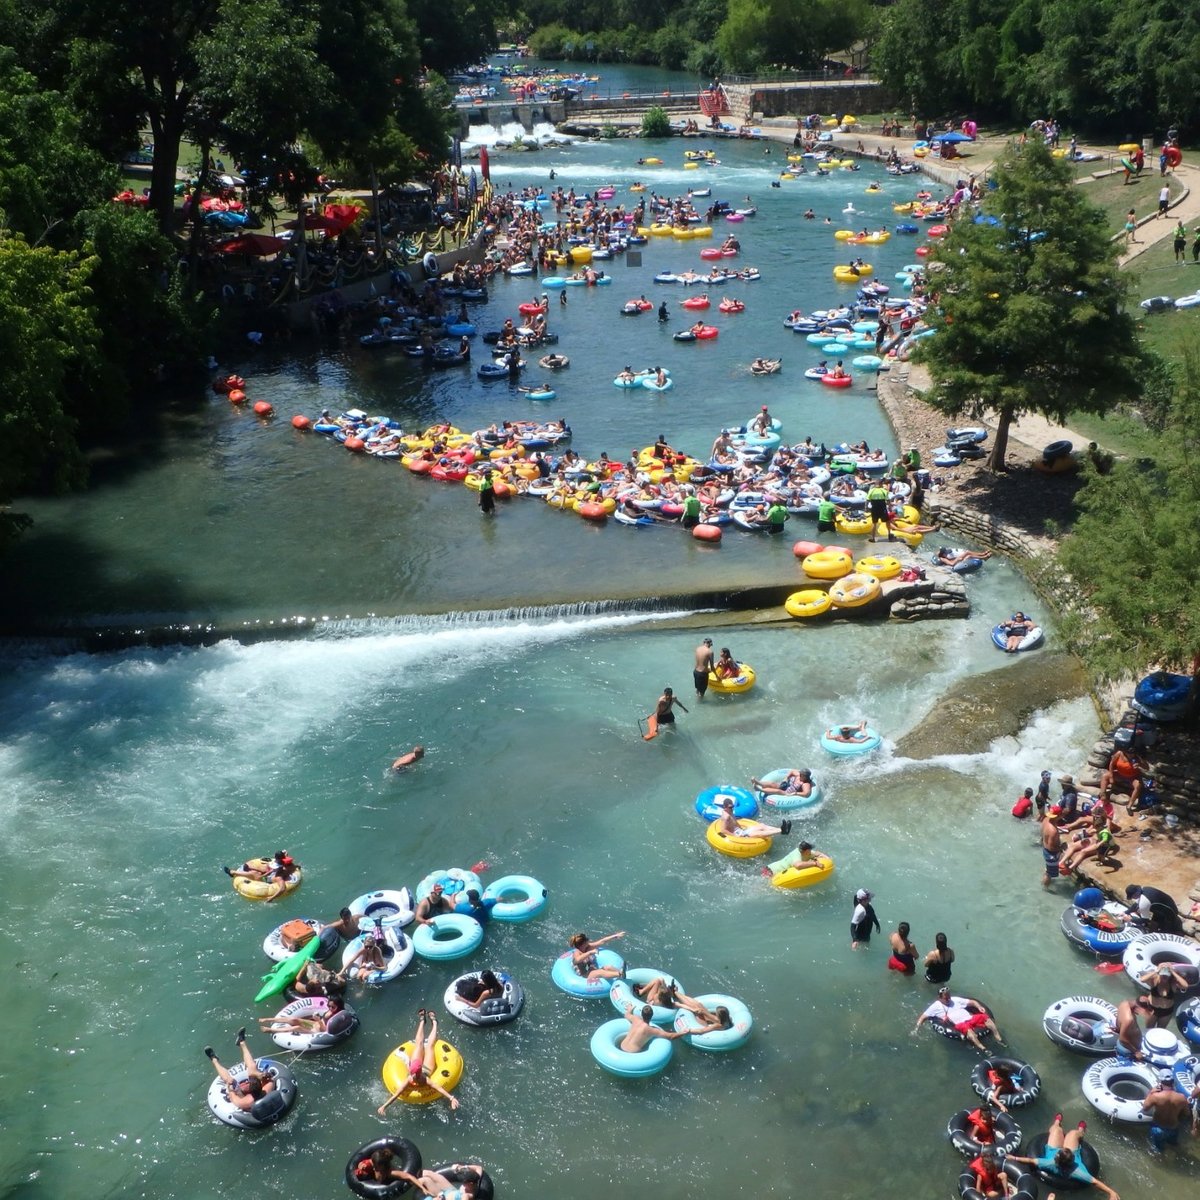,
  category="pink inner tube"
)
[915,245,930,257]
[696,326,719,339]
[682,298,711,309]
[700,248,721,260]
[725,212,744,222]
[518,302,545,315]
[821,373,852,387]
[721,249,738,257]
[962,120,977,137]
[928,224,948,237]
[660,502,684,516]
